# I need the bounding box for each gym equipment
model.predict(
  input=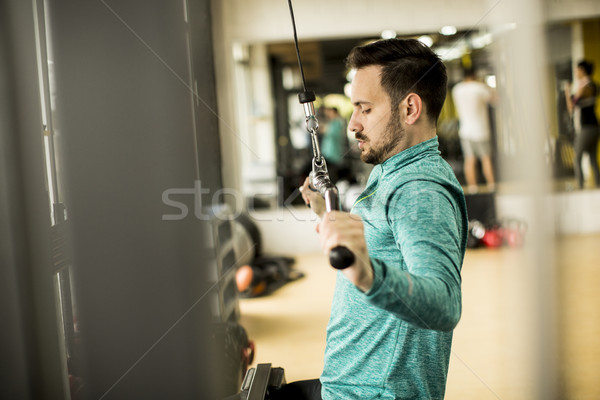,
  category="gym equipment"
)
[236,256,303,298]
[467,220,486,248]
[466,217,528,249]
[501,218,527,248]
[287,0,354,270]
[212,322,255,398]
[239,363,286,400]
[232,212,303,298]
